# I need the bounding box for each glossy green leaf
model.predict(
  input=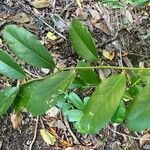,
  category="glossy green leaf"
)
[0,87,18,116]
[69,19,98,62]
[126,83,150,131]
[111,100,126,123]
[0,49,26,79]
[68,92,84,110]
[80,74,126,134]
[77,61,101,85]
[3,25,55,68]
[27,71,76,116]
